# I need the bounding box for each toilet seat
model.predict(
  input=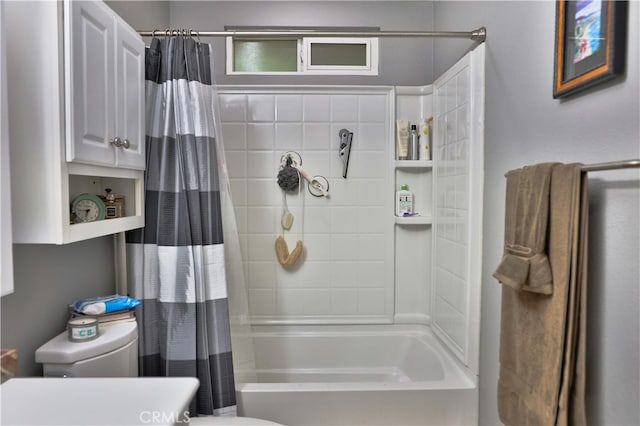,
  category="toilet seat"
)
[188,416,284,425]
